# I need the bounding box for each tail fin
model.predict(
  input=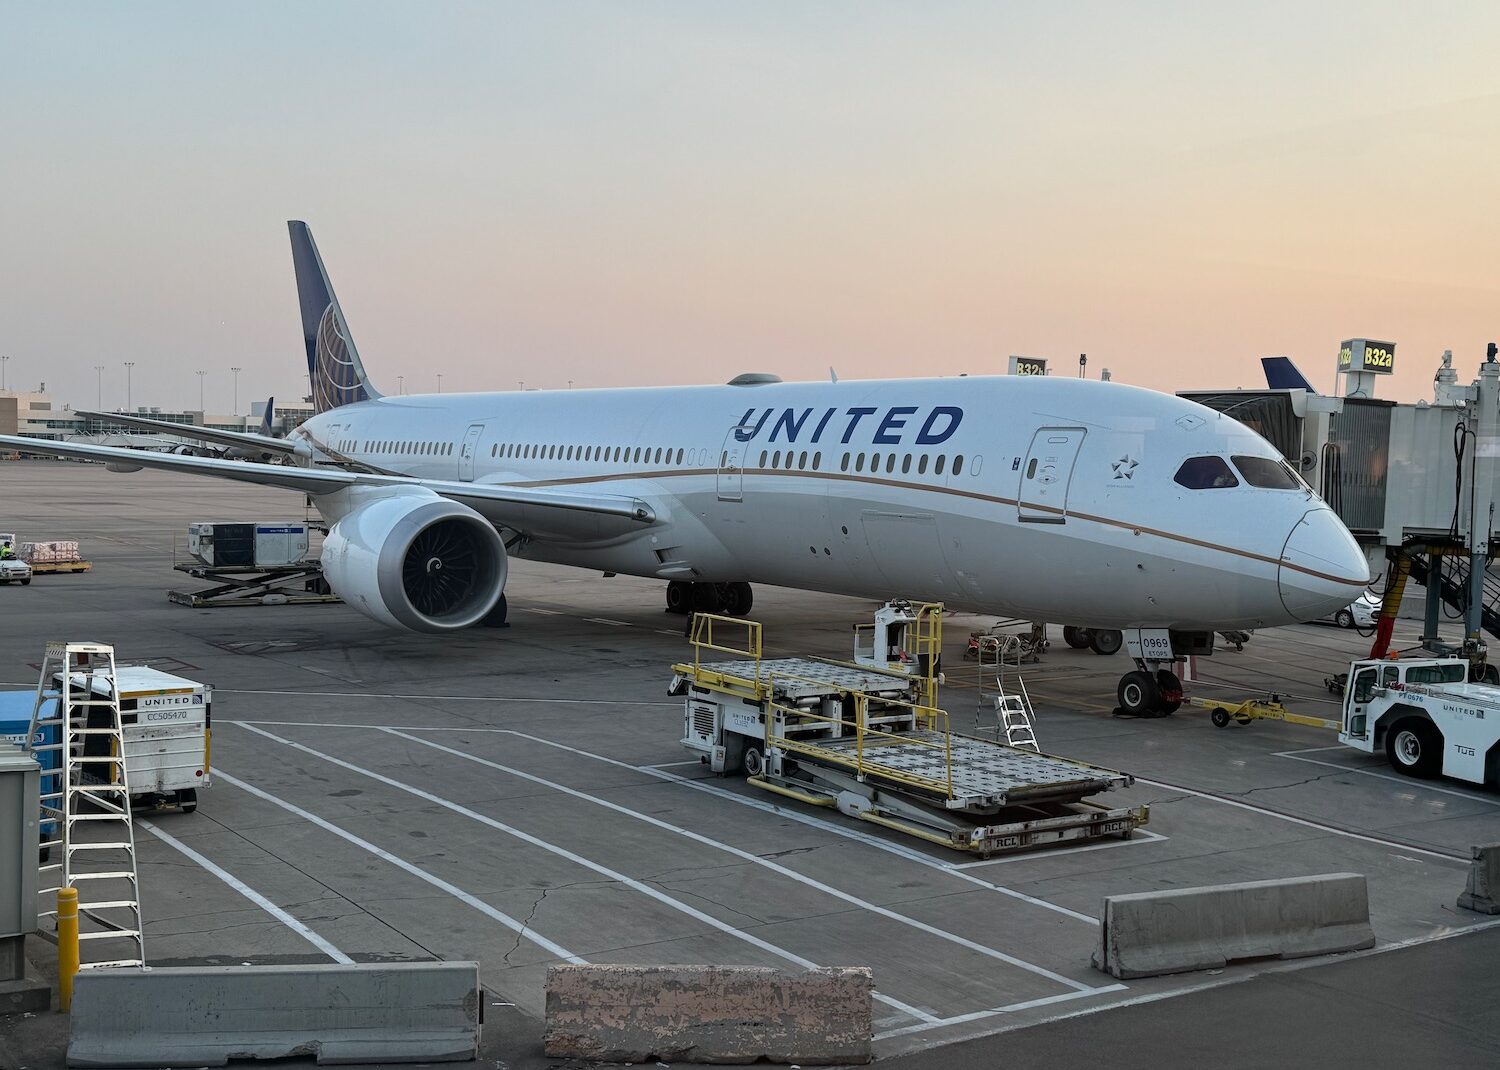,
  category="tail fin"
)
[261,396,276,436]
[288,221,382,413]
[1261,356,1315,392]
